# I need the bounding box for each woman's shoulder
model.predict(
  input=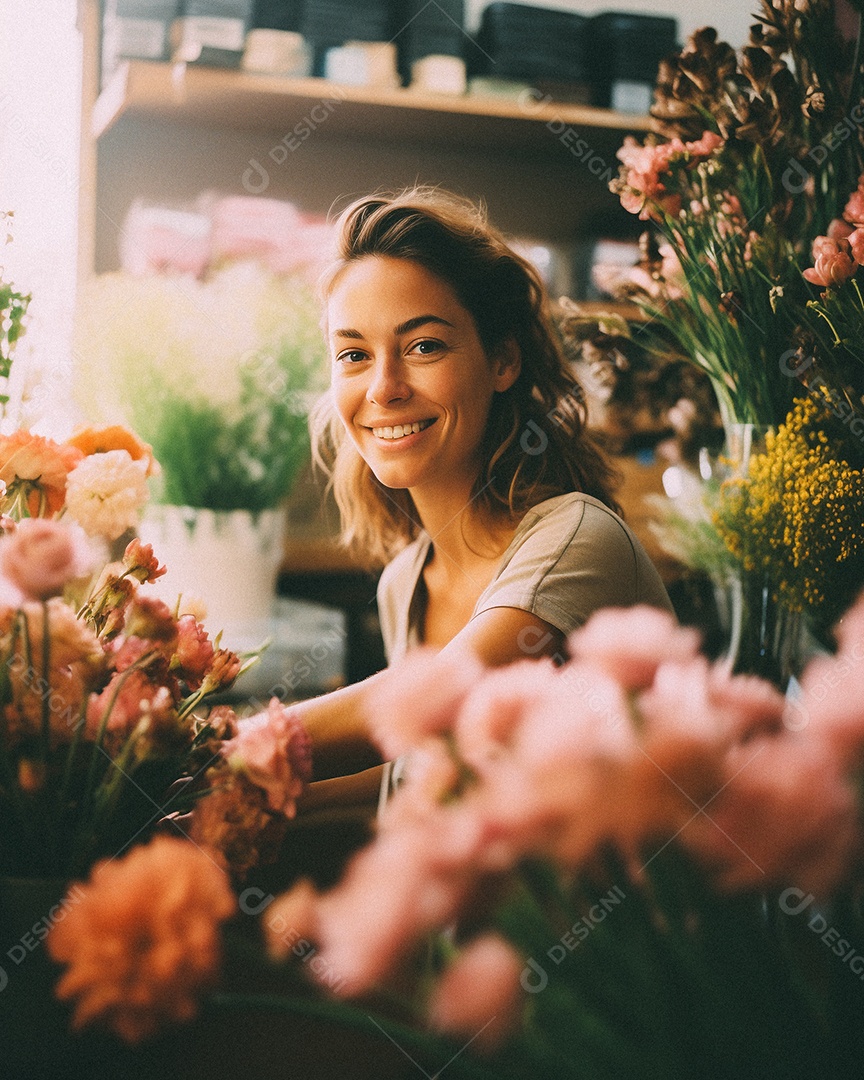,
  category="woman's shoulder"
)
[514,491,633,543]
[479,490,673,632]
